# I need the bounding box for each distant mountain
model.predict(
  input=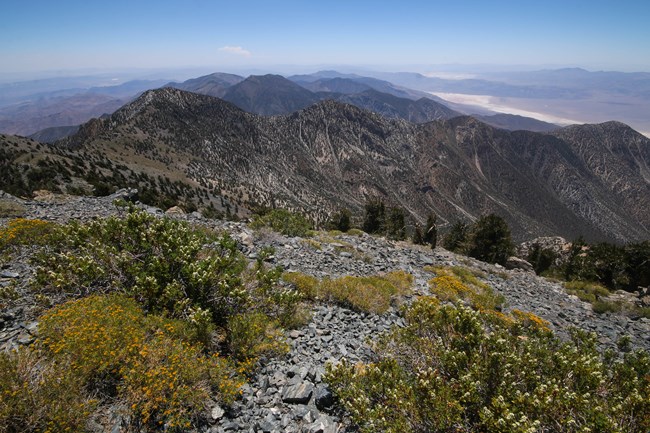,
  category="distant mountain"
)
[165,72,244,98]
[0,93,127,136]
[336,89,460,122]
[475,113,558,132]
[290,72,431,100]
[33,88,648,243]
[221,74,322,115]
[297,77,372,94]
[28,125,80,143]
